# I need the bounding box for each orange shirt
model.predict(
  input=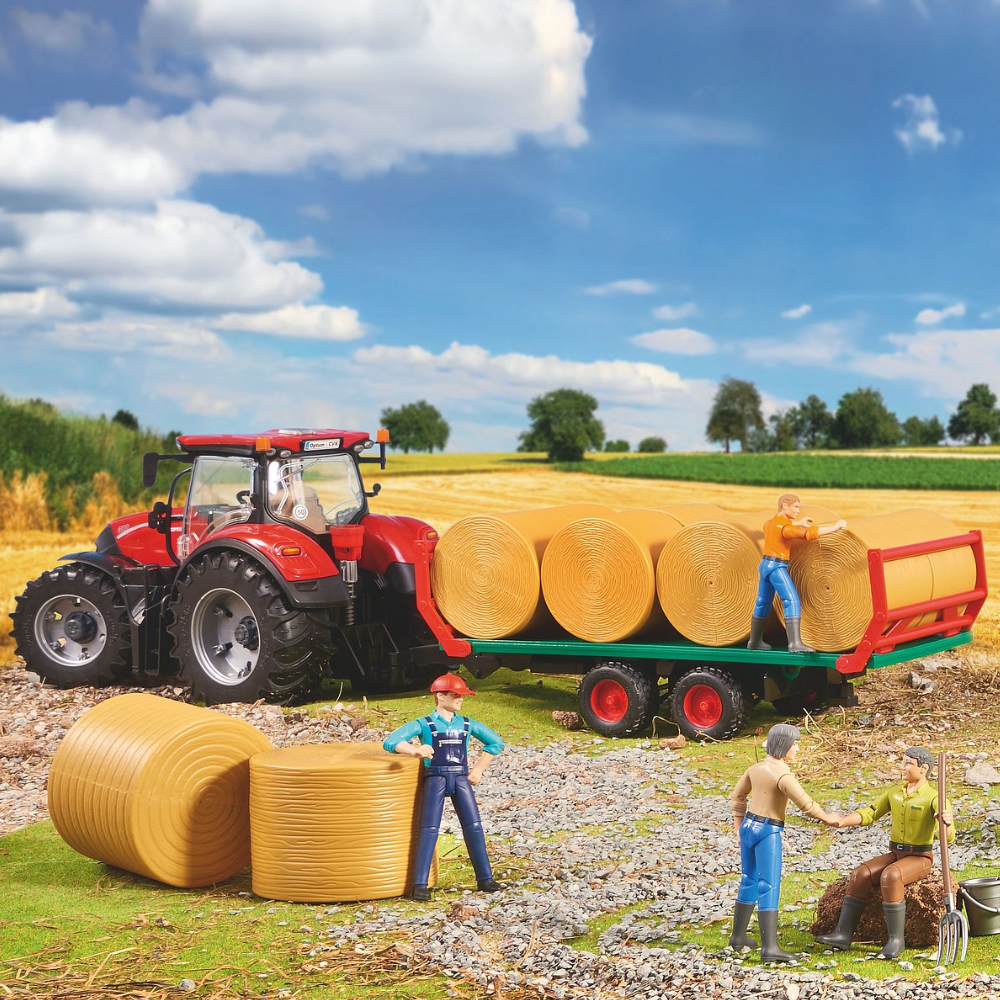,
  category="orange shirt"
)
[762,514,819,561]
